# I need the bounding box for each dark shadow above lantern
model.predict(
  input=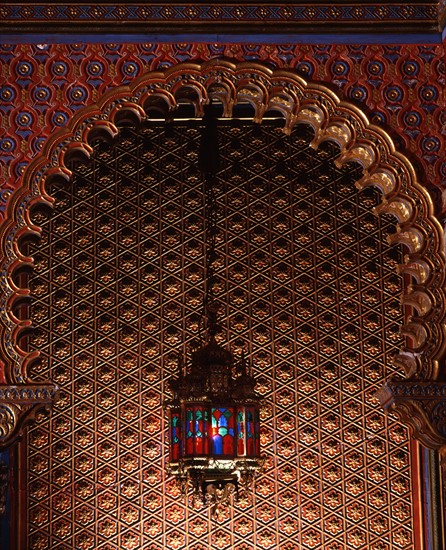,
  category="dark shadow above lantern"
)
[165,302,264,514]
